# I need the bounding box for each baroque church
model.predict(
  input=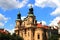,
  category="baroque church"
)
[15,6,49,40]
